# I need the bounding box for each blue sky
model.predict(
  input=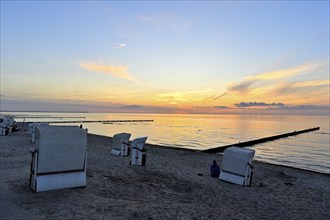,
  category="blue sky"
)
[1,1,329,115]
